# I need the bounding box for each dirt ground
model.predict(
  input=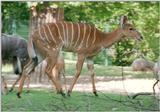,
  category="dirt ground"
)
[3,74,160,95]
